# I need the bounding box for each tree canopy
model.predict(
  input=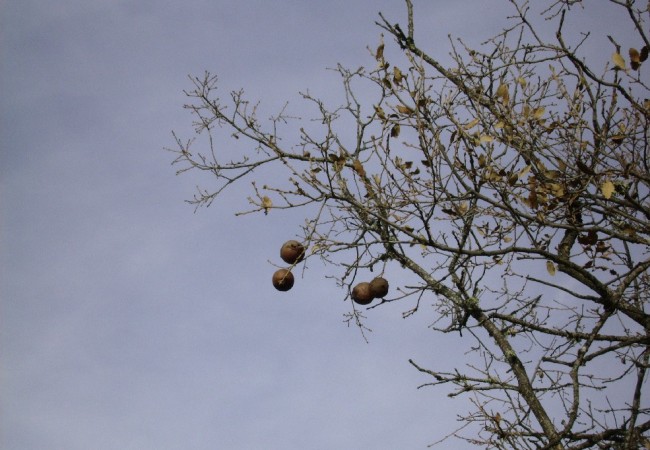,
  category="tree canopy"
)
[169,1,650,448]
